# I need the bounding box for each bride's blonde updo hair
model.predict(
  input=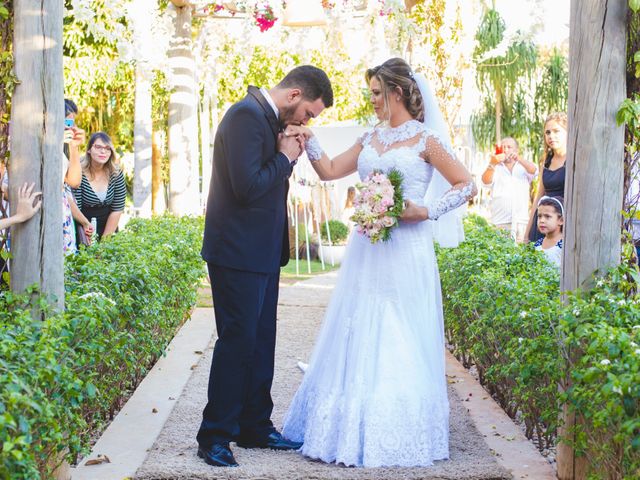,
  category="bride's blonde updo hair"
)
[365,57,424,123]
